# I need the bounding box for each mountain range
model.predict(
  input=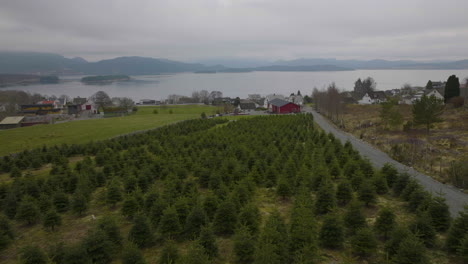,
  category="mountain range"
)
[0,51,467,75]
